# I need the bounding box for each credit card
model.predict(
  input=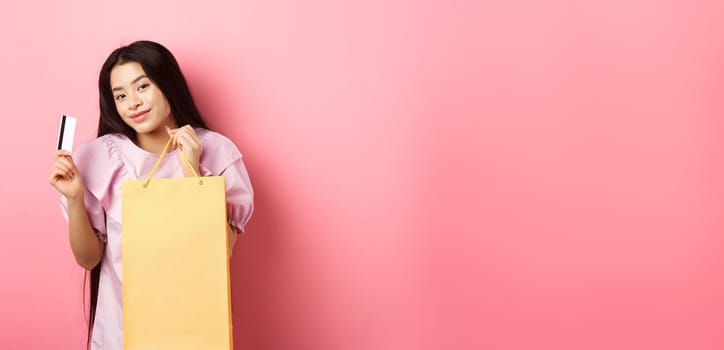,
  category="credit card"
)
[57,115,77,152]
